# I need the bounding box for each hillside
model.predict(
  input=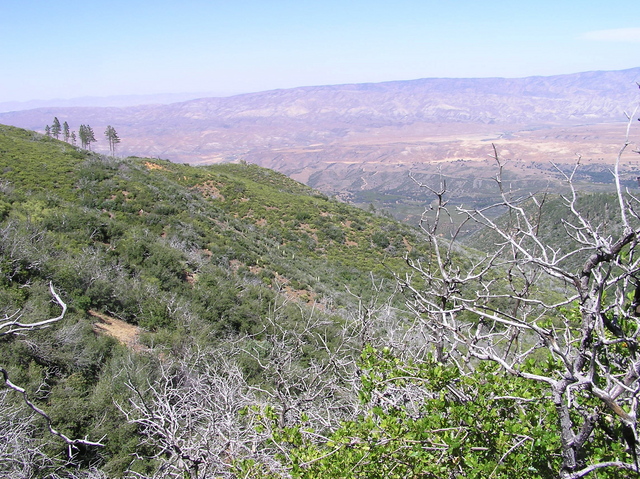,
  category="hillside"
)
[3,123,640,478]
[3,69,640,147]
[1,68,638,225]
[0,124,427,476]
[0,124,429,325]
